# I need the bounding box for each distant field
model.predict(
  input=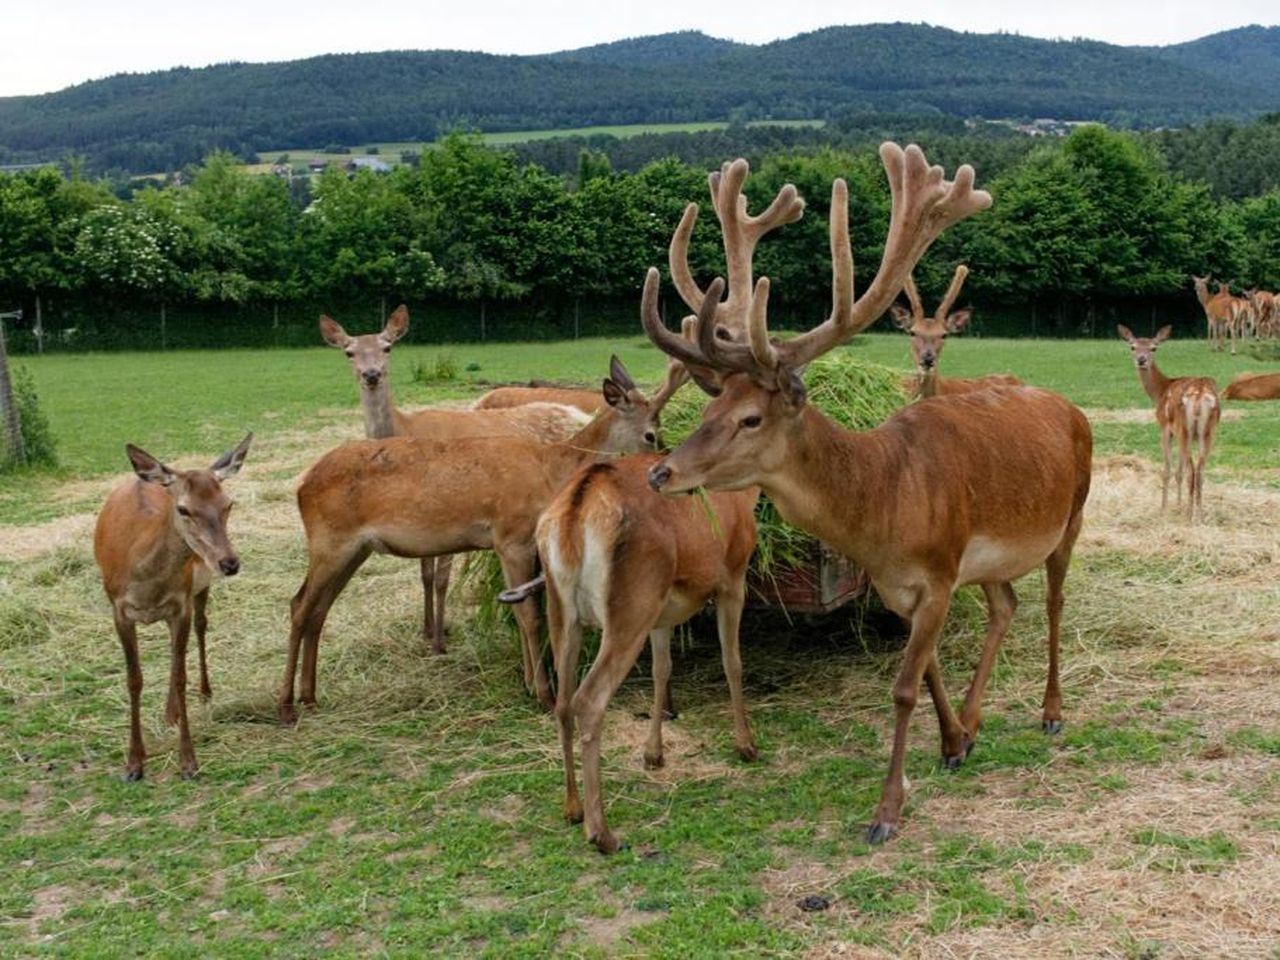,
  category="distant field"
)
[242,120,827,173]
